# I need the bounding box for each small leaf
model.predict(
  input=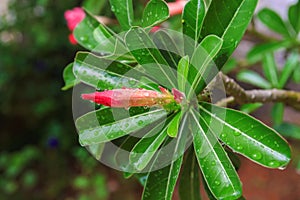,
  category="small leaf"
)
[179,148,201,200]
[237,70,272,89]
[199,102,291,168]
[257,8,291,37]
[125,27,177,89]
[188,35,223,97]
[109,0,134,30]
[288,1,300,33]
[142,0,169,27]
[167,111,182,137]
[262,53,279,88]
[182,0,205,55]
[177,56,190,92]
[201,0,258,68]
[271,103,284,126]
[247,40,293,64]
[279,52,299,88]
[240,103,263,114]
[74,10,115,52]
[62,63,78,91]
[77,108,167,146]
[190,109,242,200]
